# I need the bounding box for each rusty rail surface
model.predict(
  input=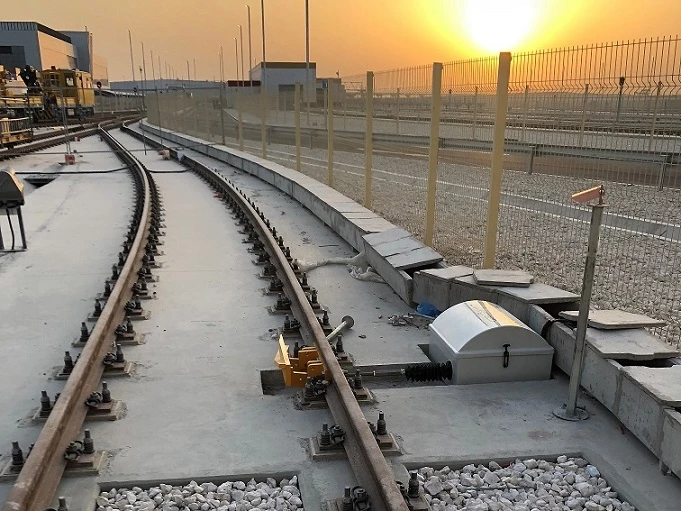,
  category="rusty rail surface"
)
[123,124,409,511]
[2,124,151,511]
